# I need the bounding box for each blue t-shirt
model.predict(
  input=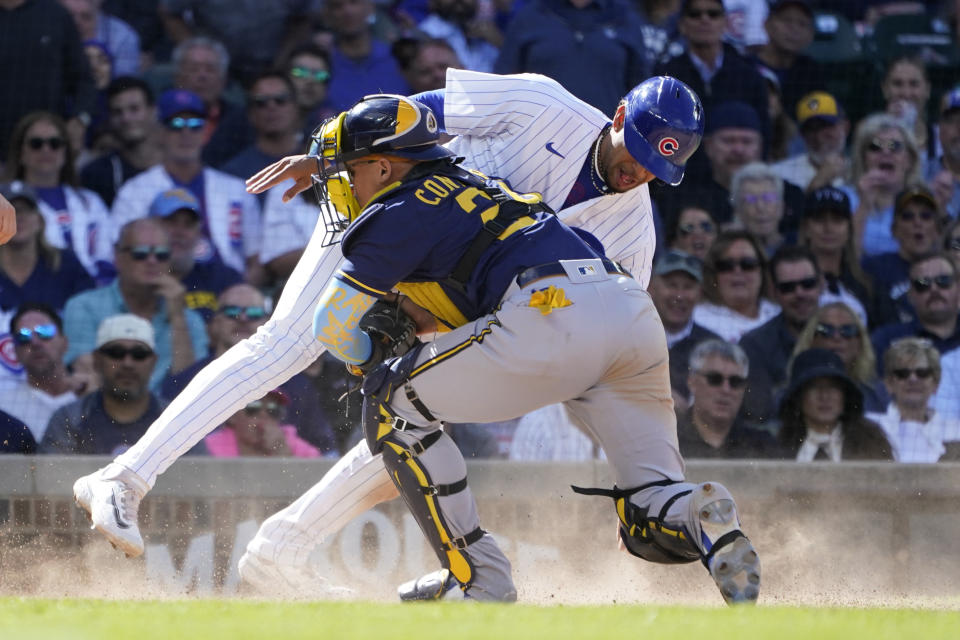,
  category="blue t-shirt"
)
[327,41,411,111]
[0,249,95,313]
[338,163,600,328]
